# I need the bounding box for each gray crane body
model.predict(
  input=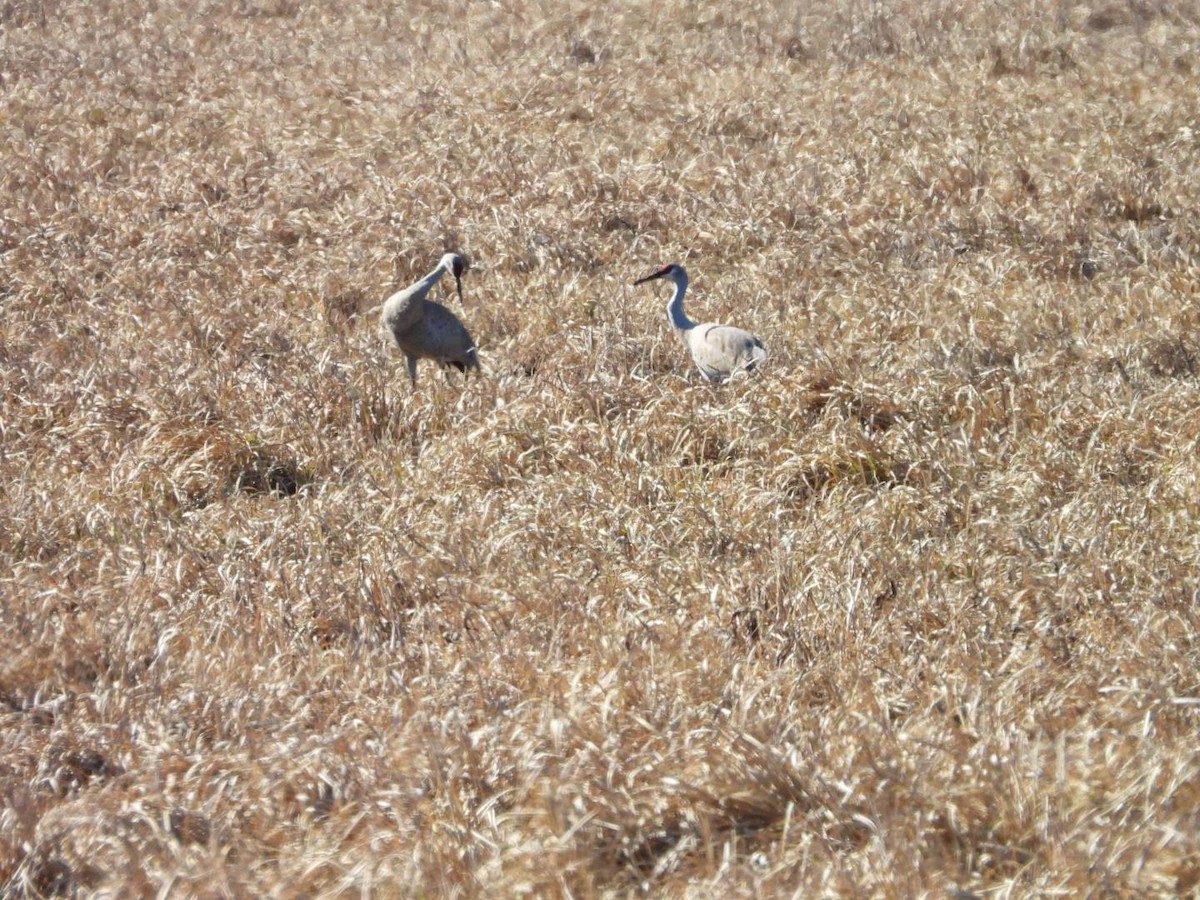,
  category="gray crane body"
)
[634,264,767,382]
[381,253,480,385]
